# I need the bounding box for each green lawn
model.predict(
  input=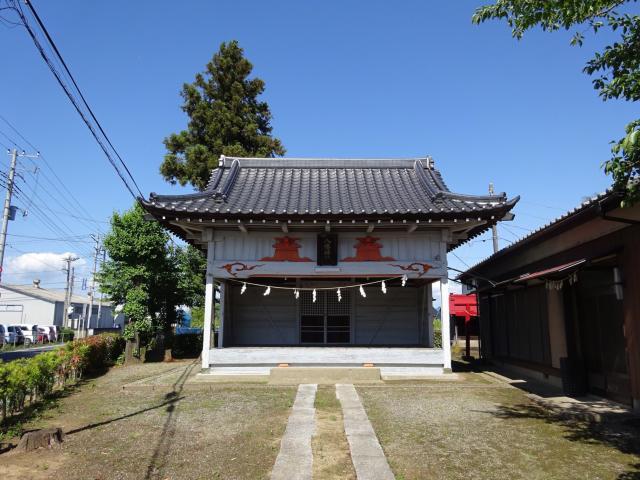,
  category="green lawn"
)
[358,377,640,480]
[0,361,296,480]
